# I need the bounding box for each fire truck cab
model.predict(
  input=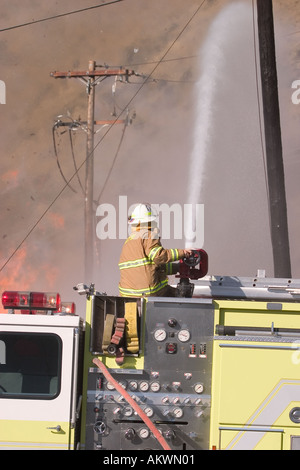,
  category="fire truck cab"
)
[0,293,83,450]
